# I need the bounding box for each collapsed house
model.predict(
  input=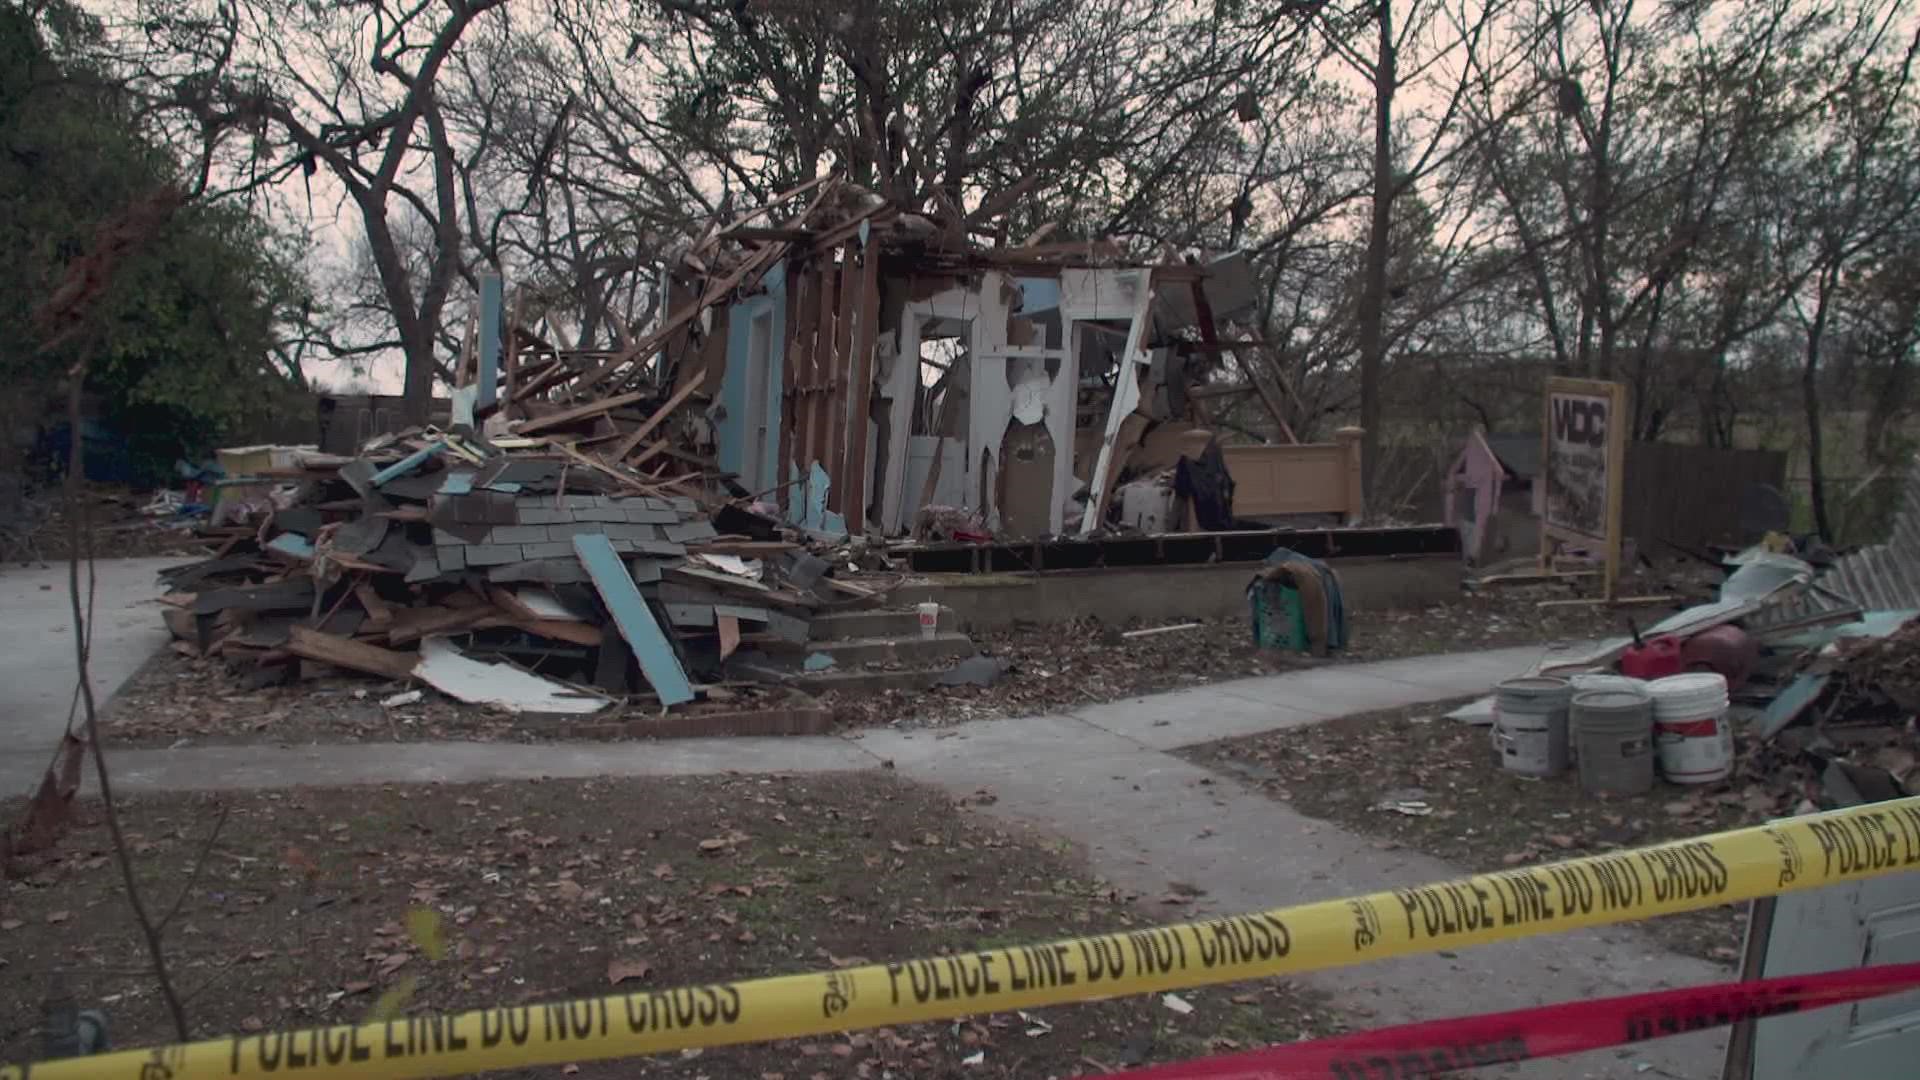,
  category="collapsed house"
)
[150,178,1443,721]
[473,177,1365,543]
